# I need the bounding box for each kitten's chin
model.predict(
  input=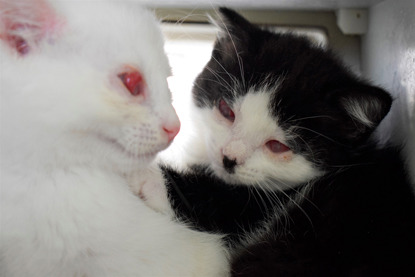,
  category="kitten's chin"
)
[209,162,311,191]
[108,157,156,176]
[209,163,256,186]
[103,149,160,175]
[97,134,167,161]
[75,134,167,173]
